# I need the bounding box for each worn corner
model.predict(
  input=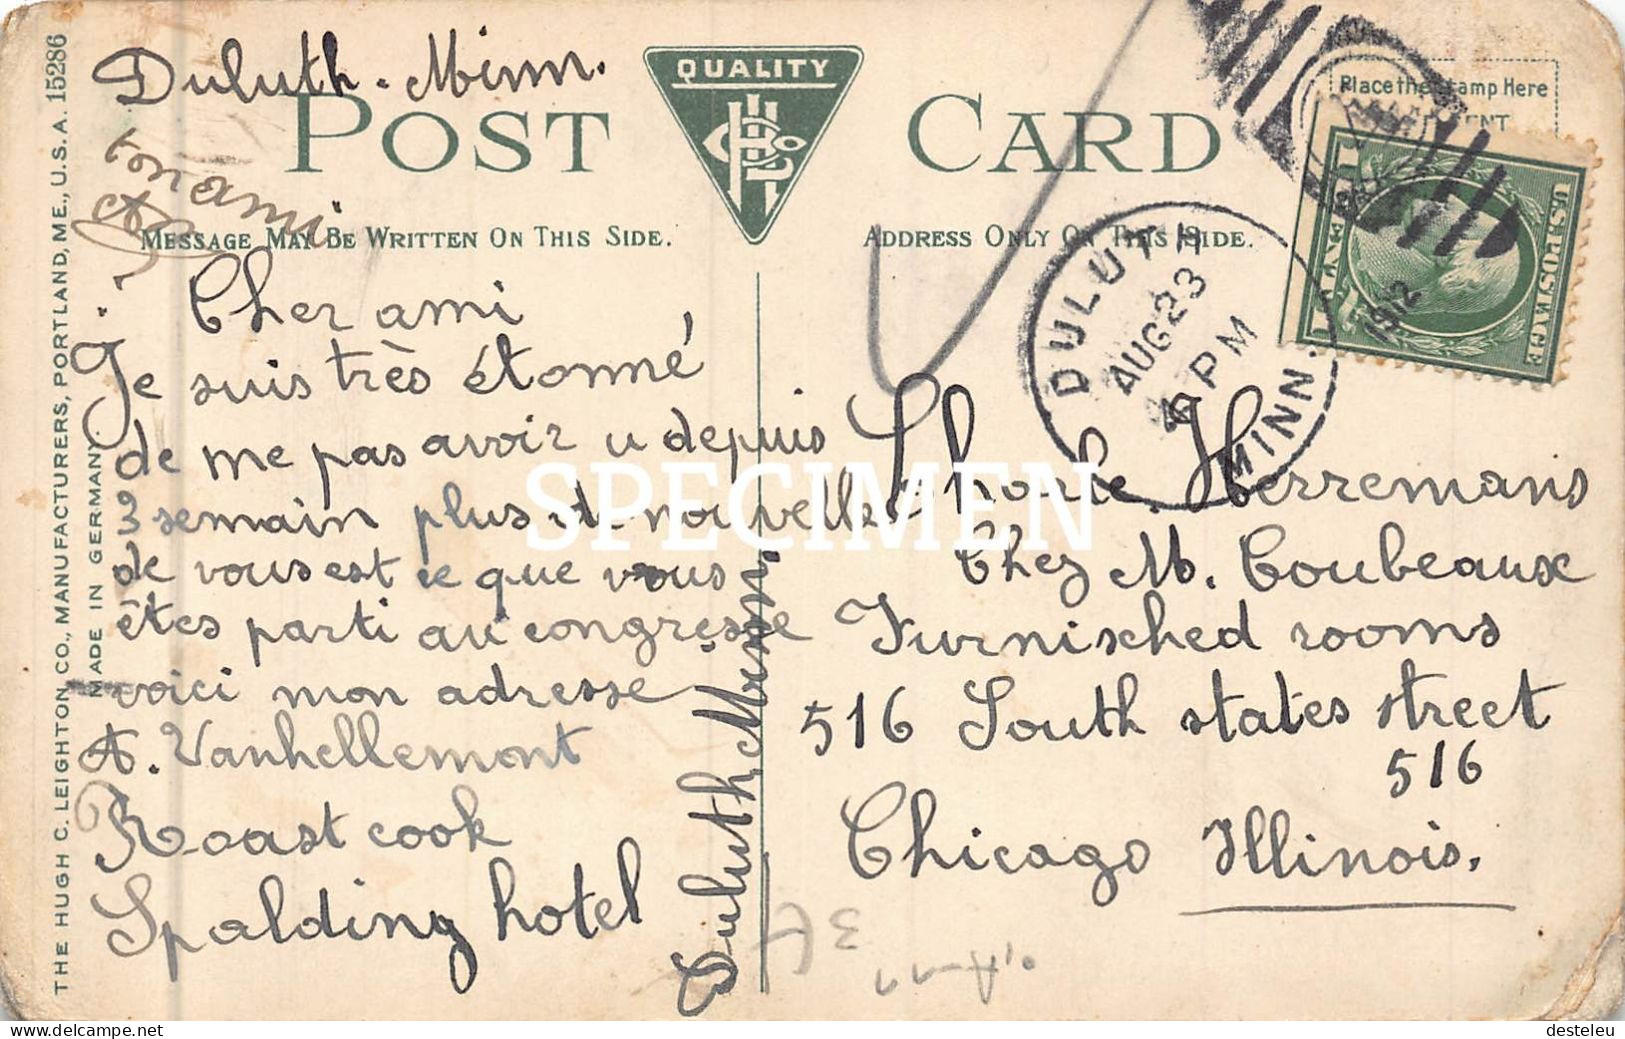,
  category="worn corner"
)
[0,0,69,90]
[1532,910,1625,1021]
[0,938,57,1023]
[1563,0,1625,93]
[0,0,75,41]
